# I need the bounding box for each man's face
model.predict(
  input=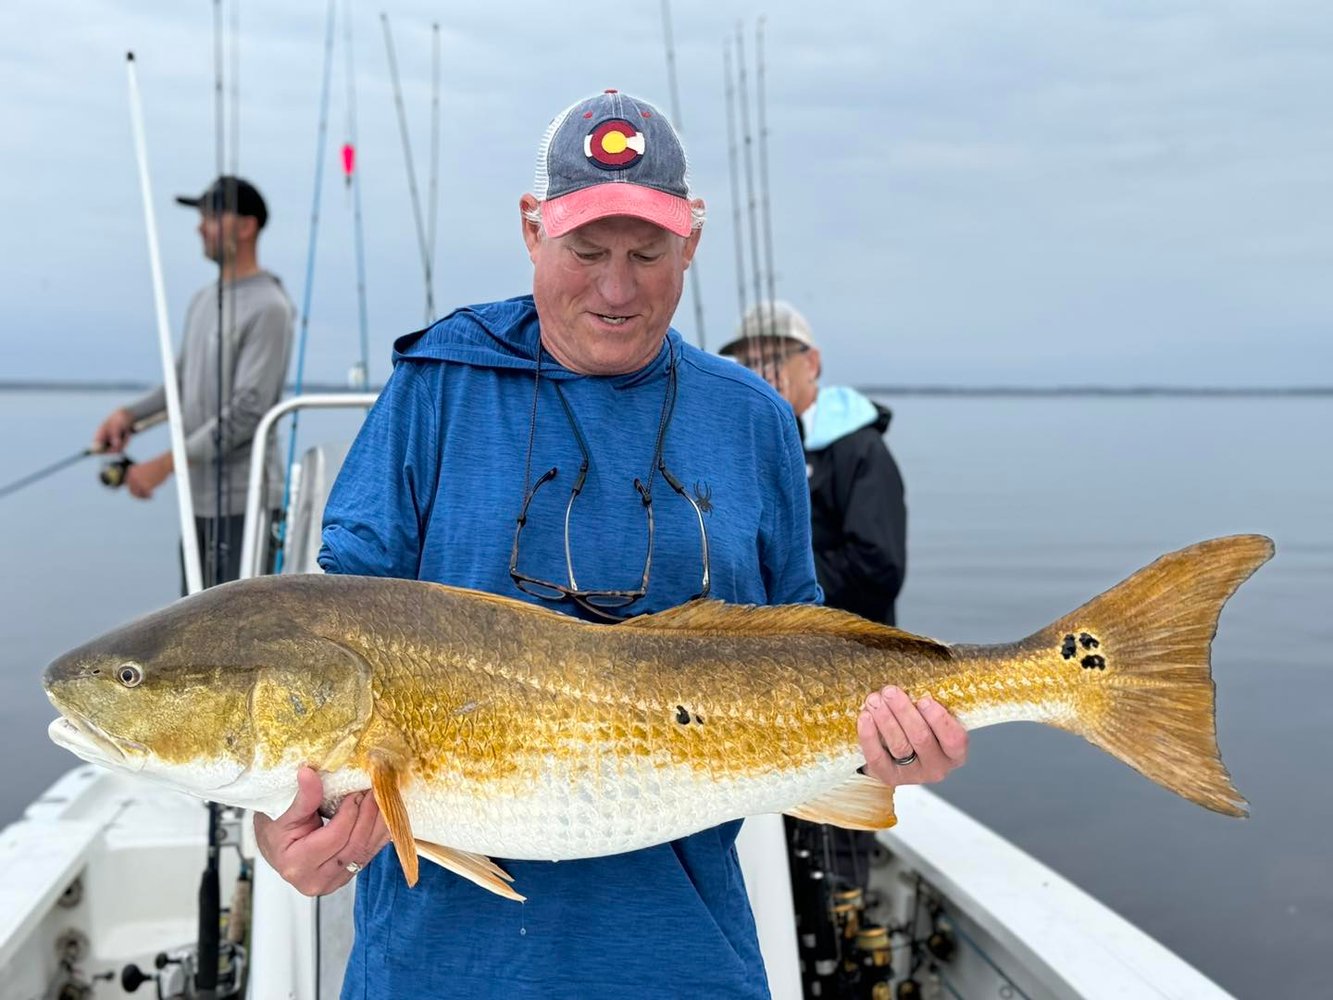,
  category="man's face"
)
[521,195,703,376]
[730,337,821,415]
[197,210,254,263]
